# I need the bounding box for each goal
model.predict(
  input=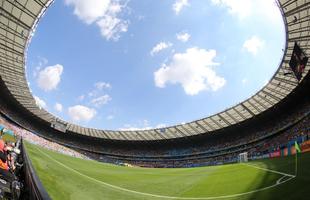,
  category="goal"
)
[238,152,248,163]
